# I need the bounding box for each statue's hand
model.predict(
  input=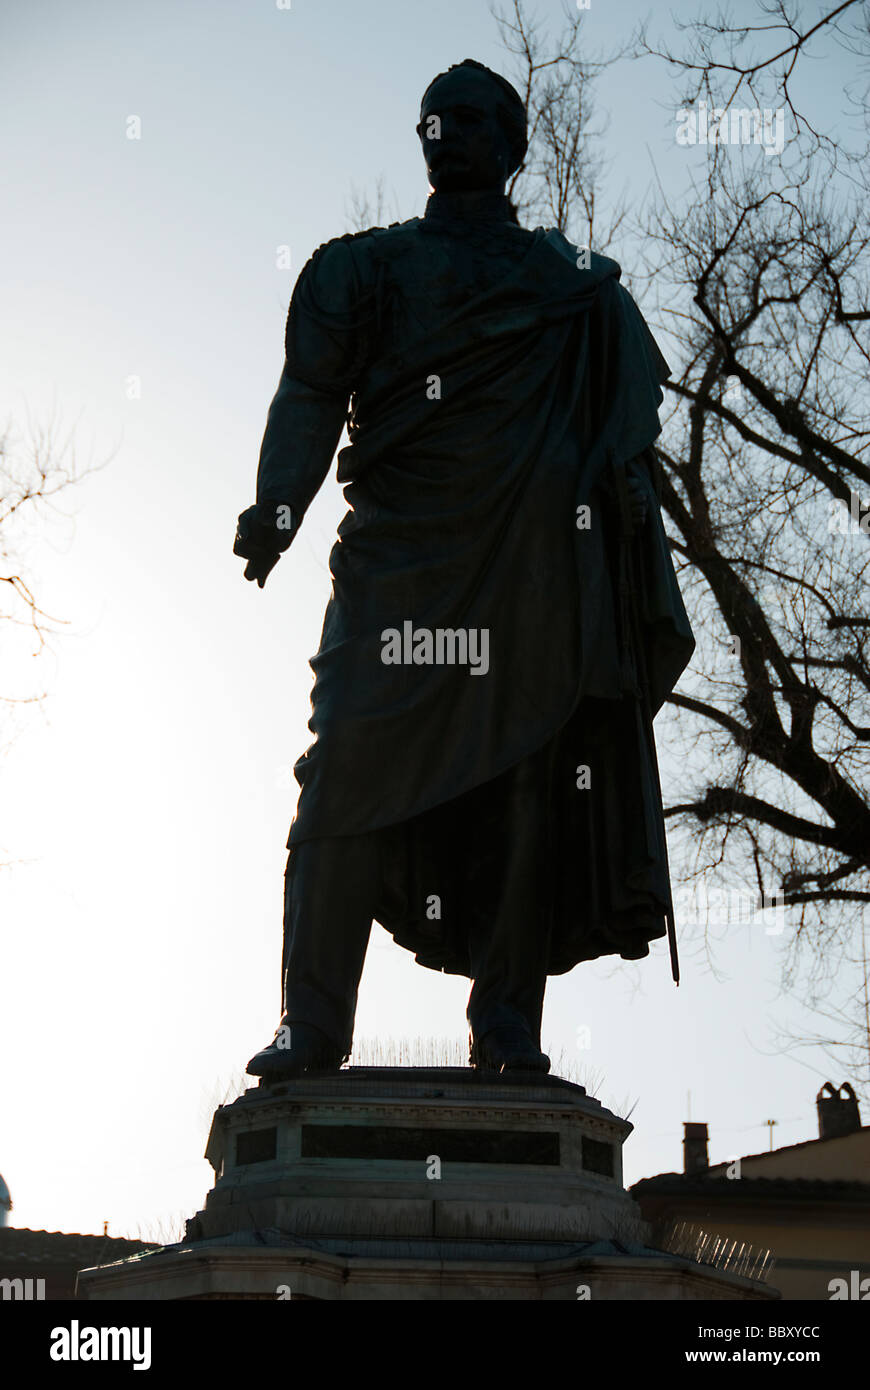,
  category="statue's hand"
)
[234,501,295,589]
